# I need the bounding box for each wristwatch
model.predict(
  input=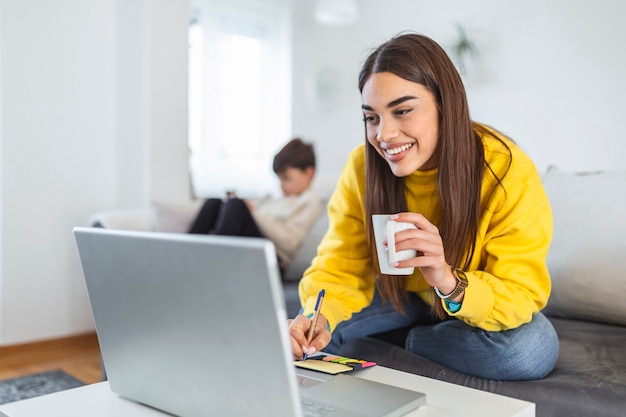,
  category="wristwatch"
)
[434,267,468,299]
